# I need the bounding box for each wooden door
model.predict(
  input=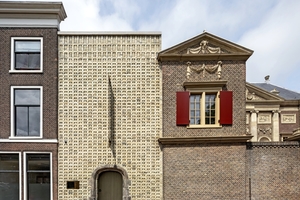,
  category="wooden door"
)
[98,171,122,200]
